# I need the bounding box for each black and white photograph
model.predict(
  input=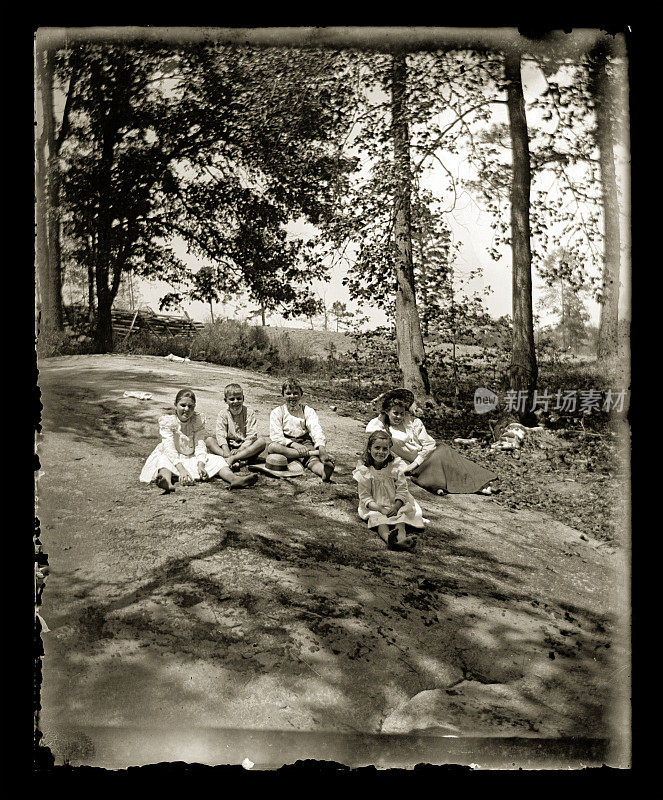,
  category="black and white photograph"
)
[34,25,631,772]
